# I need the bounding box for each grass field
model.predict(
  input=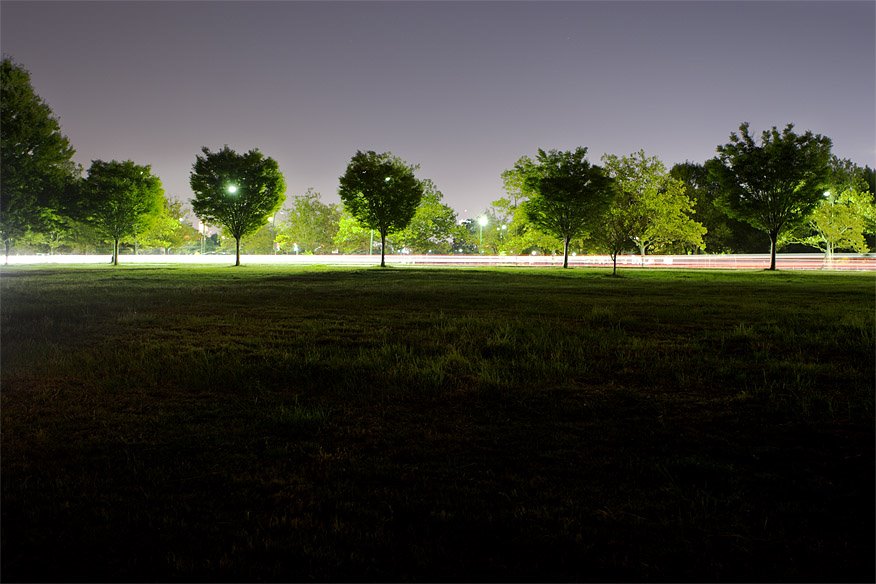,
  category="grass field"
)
[1,265,873,581]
